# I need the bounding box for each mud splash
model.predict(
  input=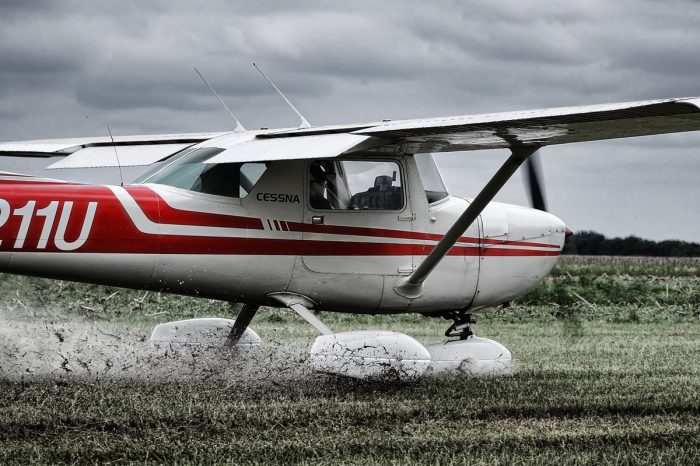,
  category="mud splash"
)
[0,306,320,385]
